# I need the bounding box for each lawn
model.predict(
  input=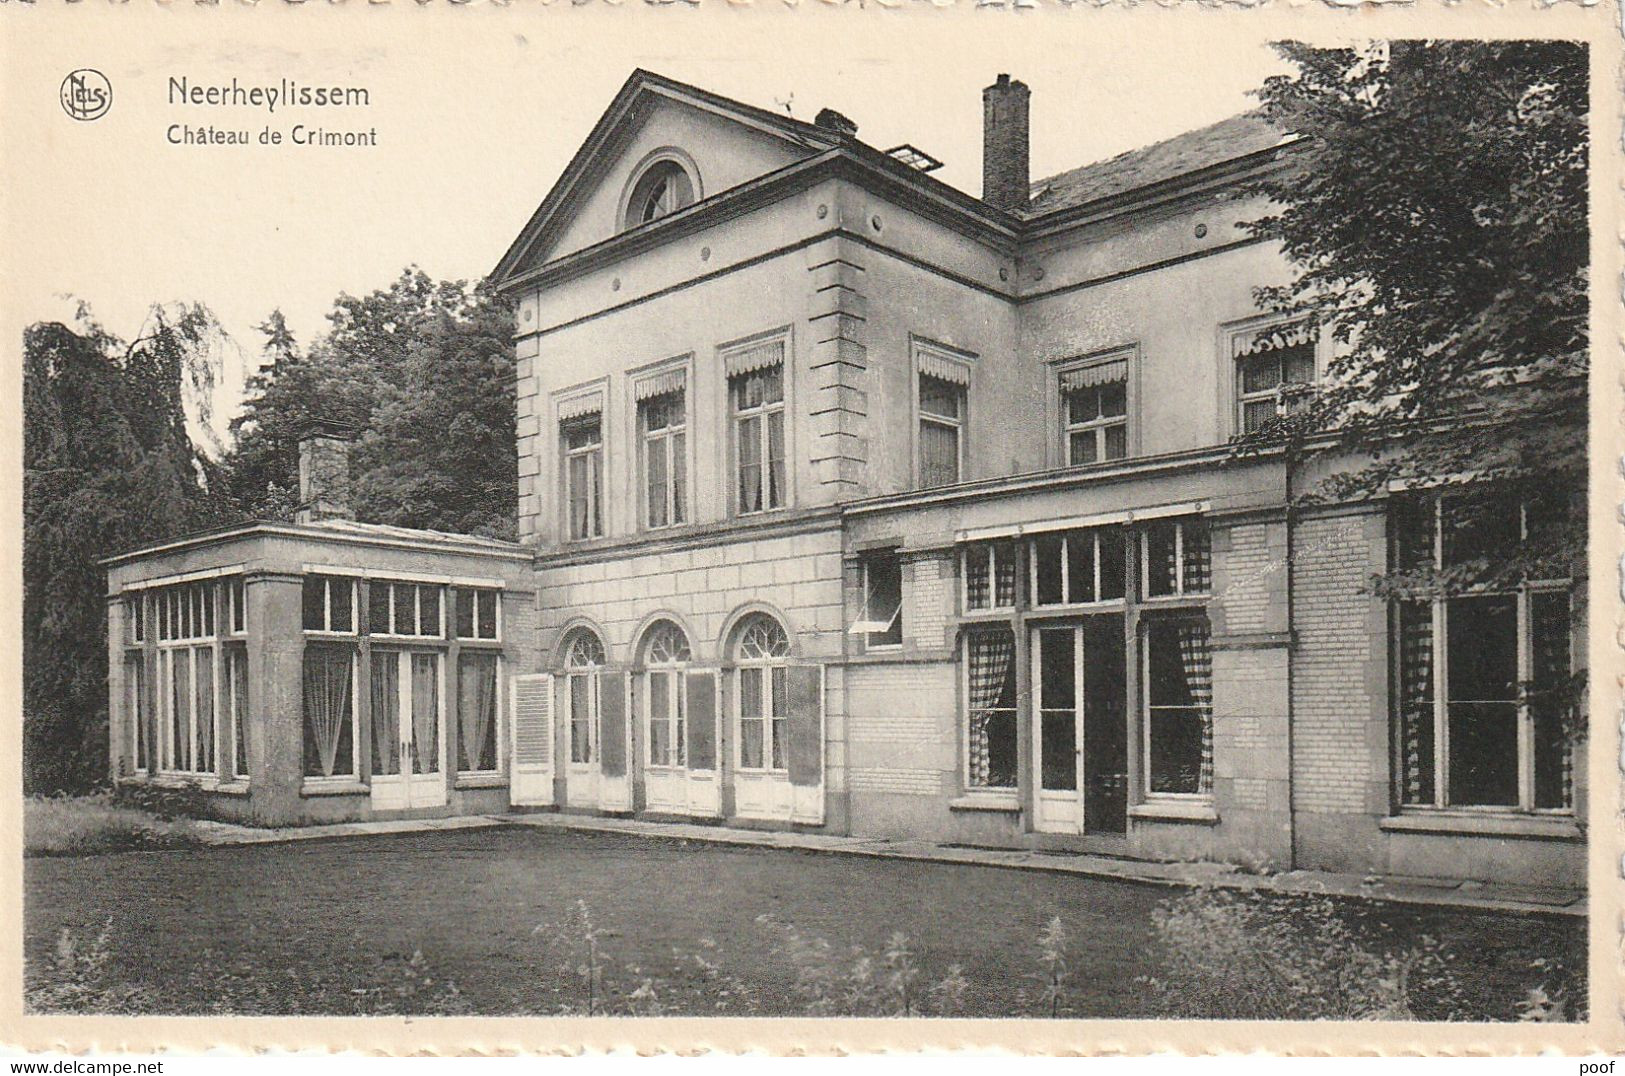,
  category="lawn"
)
[24,826,1586,1019]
